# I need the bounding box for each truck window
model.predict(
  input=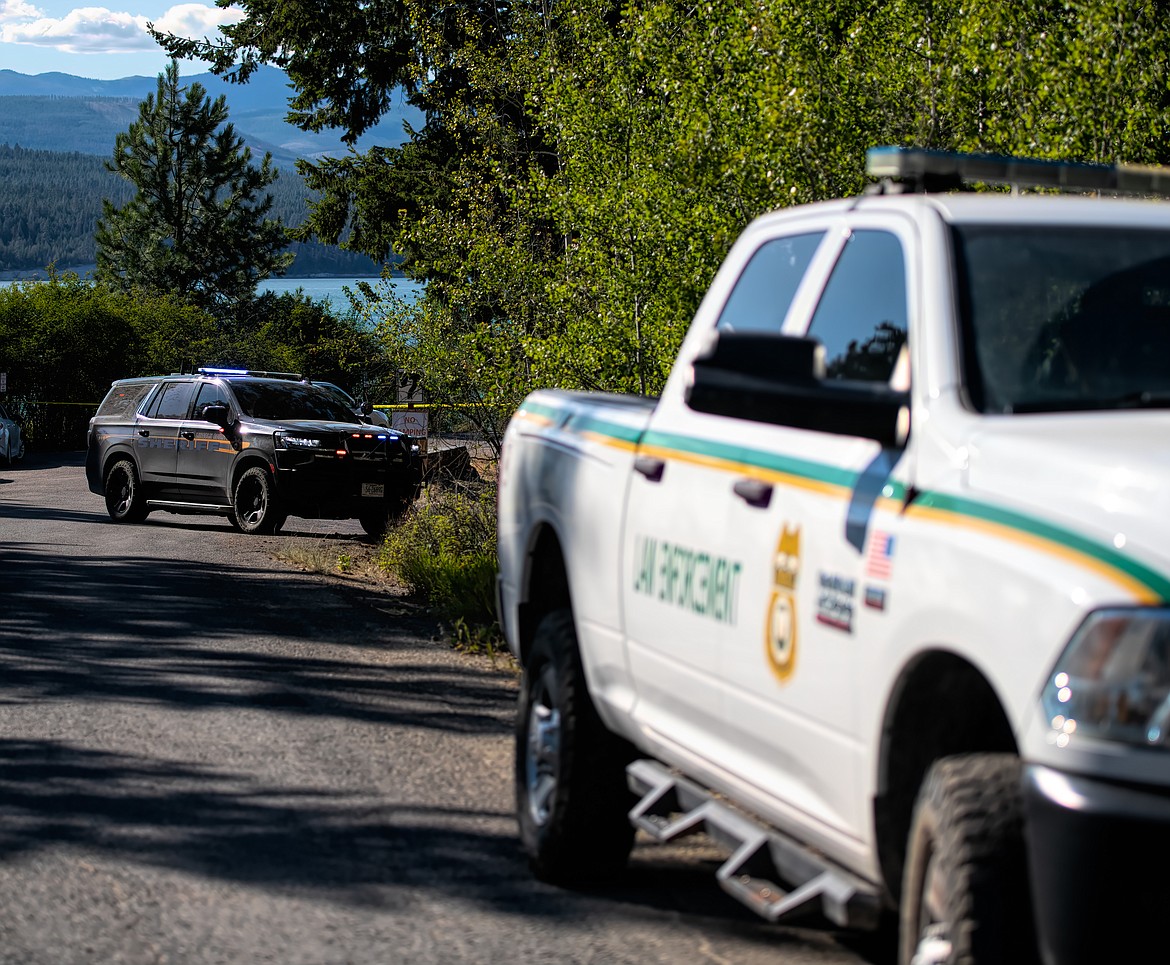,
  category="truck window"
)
[716,232,824,333]
[806,229,907,382]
